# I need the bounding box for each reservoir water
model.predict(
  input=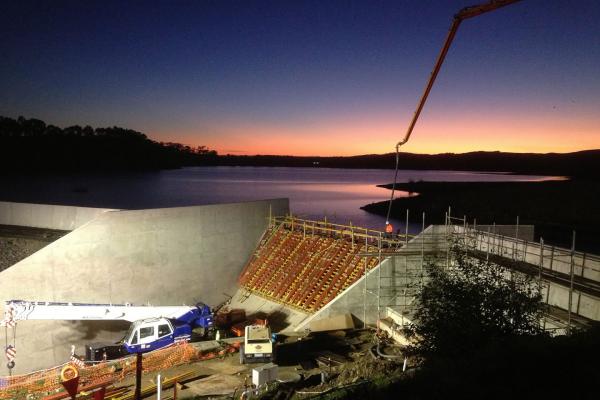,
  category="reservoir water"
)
[0,167,559,230]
